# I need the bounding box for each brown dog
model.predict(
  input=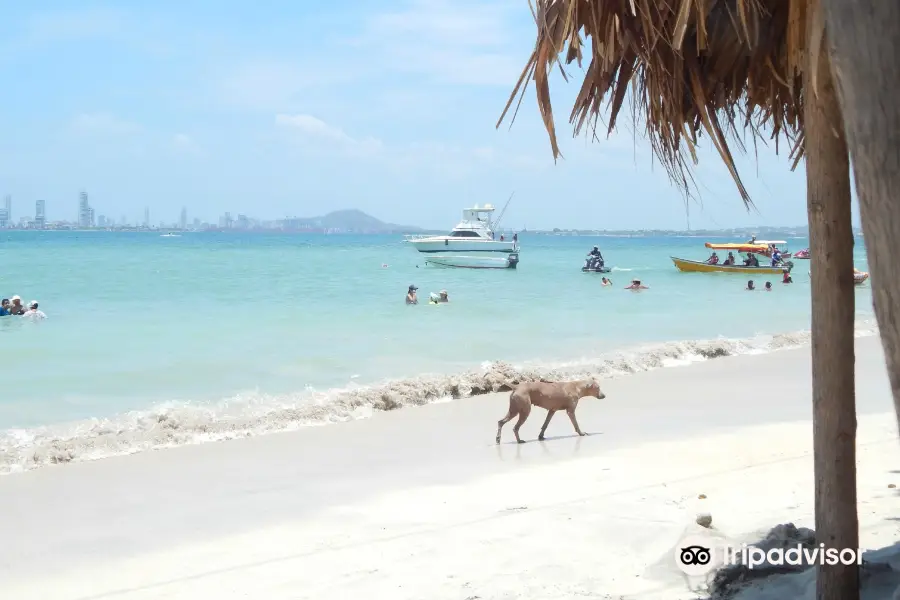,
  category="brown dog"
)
[495,379,605,444]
